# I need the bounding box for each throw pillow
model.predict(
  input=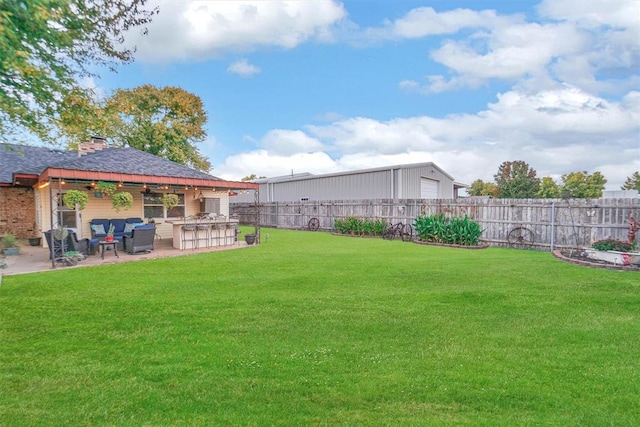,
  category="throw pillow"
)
[124,223,136,233]
[91,224,106,235]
